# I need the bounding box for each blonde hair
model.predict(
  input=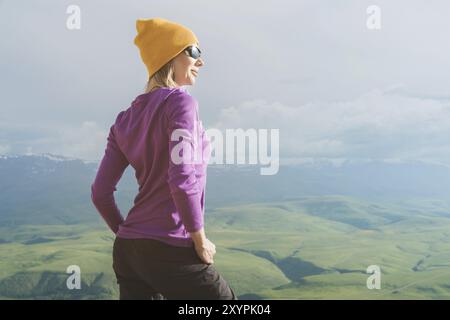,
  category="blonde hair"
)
[144,59,178,93]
